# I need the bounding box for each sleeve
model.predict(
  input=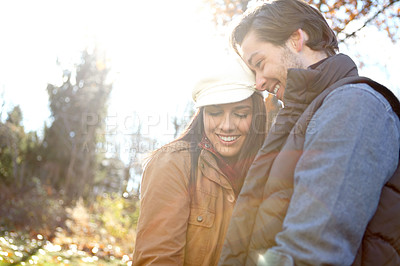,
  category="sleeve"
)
[132,149,191,266]
[261,84,400,265]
